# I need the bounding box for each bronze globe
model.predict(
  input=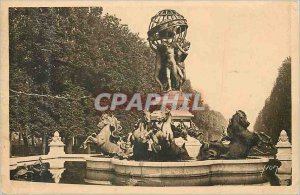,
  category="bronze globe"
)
[147,9,188,50]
